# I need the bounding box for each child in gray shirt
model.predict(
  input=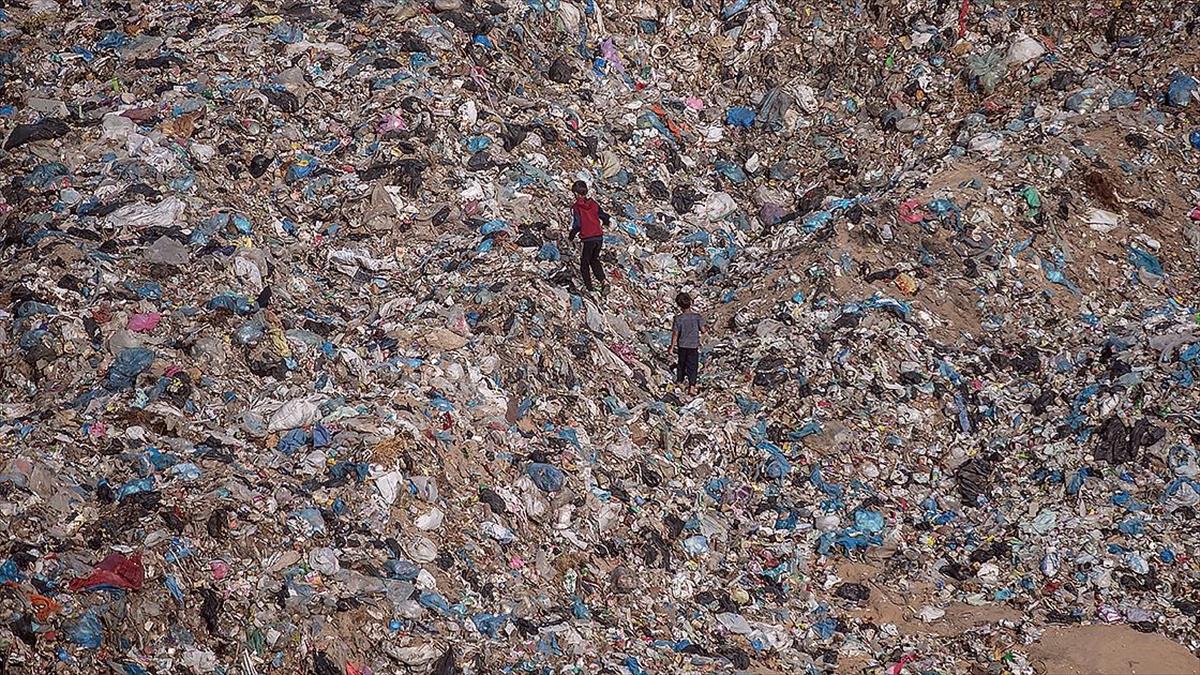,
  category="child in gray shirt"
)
[670,292,703,395]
